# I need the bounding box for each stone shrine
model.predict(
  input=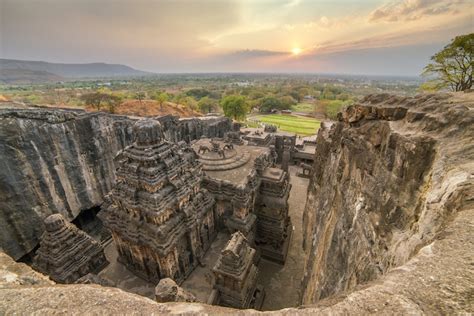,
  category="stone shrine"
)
[99,119,217,284]
[33,213,108,284]
[255,167,292,263]
[192,138,271,244]
[211,232,264,309]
